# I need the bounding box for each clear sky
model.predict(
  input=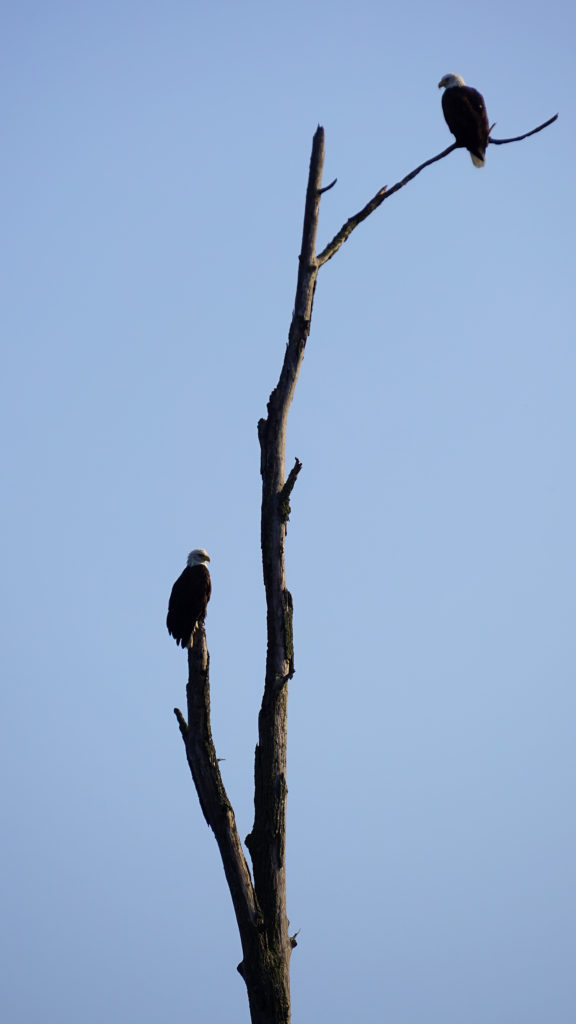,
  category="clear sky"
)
[1,1,574,1022]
